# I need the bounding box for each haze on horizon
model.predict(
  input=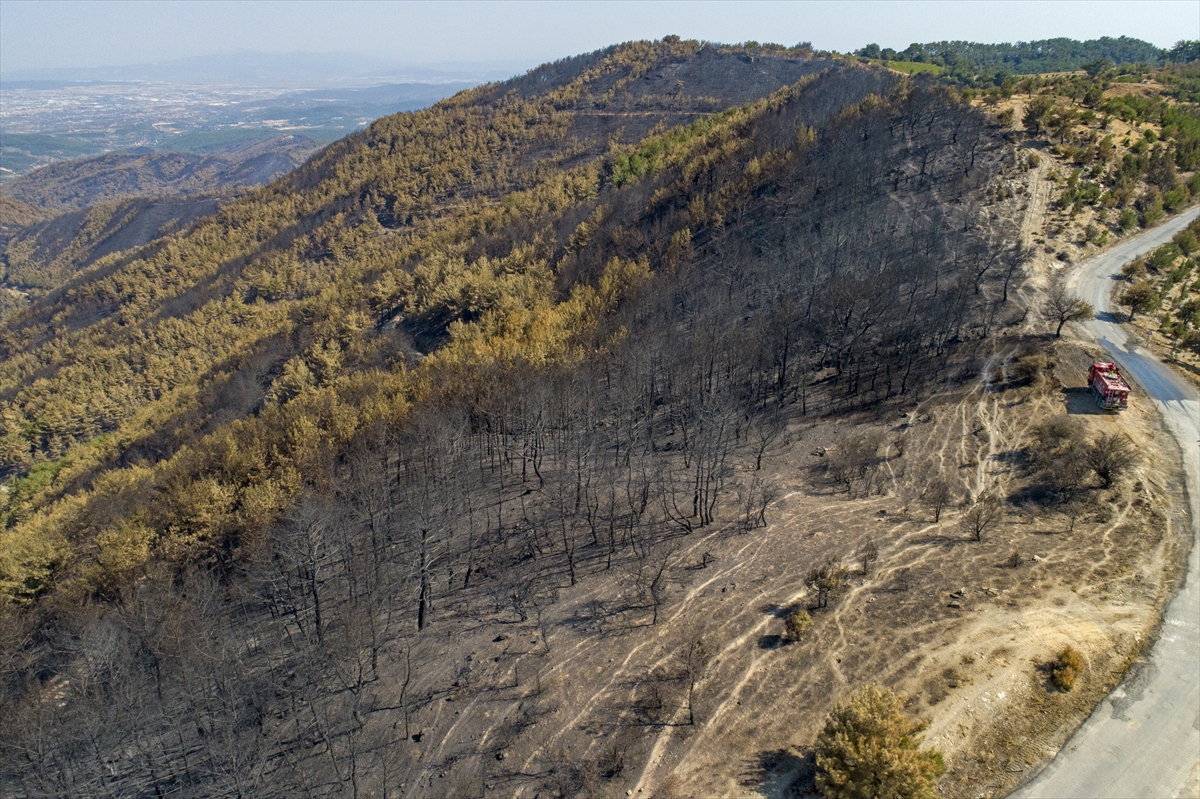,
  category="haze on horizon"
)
[2,0,1197,80]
